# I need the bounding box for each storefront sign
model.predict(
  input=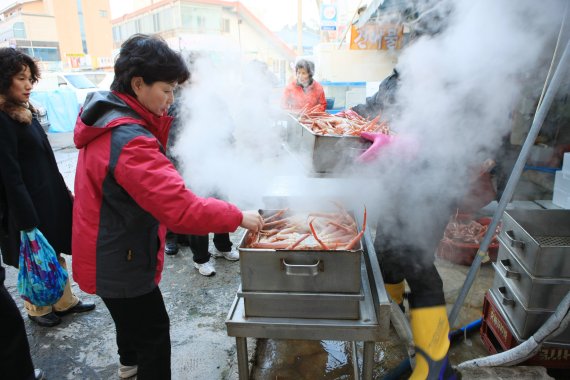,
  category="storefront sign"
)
[320,0,337,31]
[350,23,404,50]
